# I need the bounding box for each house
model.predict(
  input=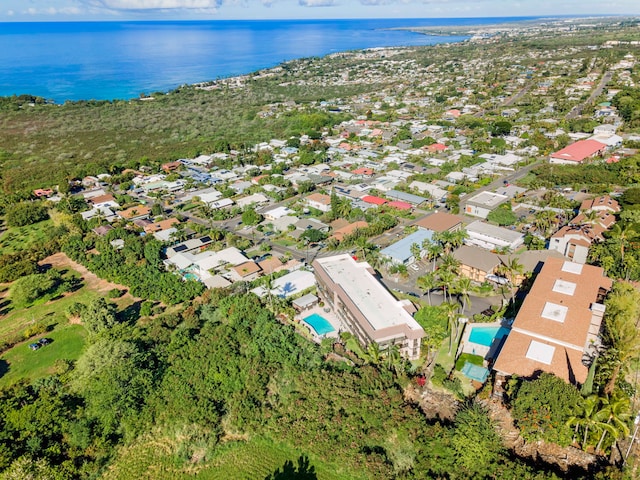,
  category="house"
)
[33,188,54,198]
[380,229,434,265]
[262,206,295,221]
[144,218,179,234]
[271,269,317,298]
[235,193,270,209]
[387,201,412,211]
[549,139,607,165]
[161,161,181,173]
[548,224,606,264]
[313,254,424,360]
[493,258,612,387]
[271,215,299,233]
[386,190,428,206]
[452,245,501,283]
[88,194,120,210]
[361,195,387,206]
[409,181,448,202]
[580,195,621,214]
[413,212,464,233]
[165,235,214,258]
[295,218,329,233]
[304,193,332,213]
[330,220,369,243]
[229,261,262,282]
[81,207,116,222]
[465,220,524,251]
[462,192,509,219]
[117,205,151,221]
